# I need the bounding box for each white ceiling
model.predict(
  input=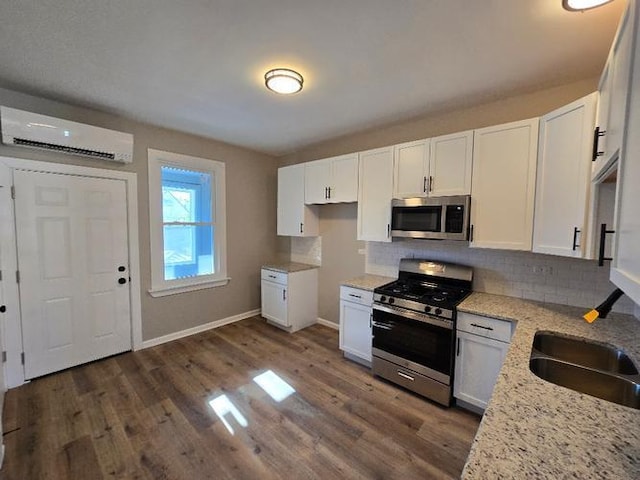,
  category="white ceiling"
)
[0,0,625,156]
